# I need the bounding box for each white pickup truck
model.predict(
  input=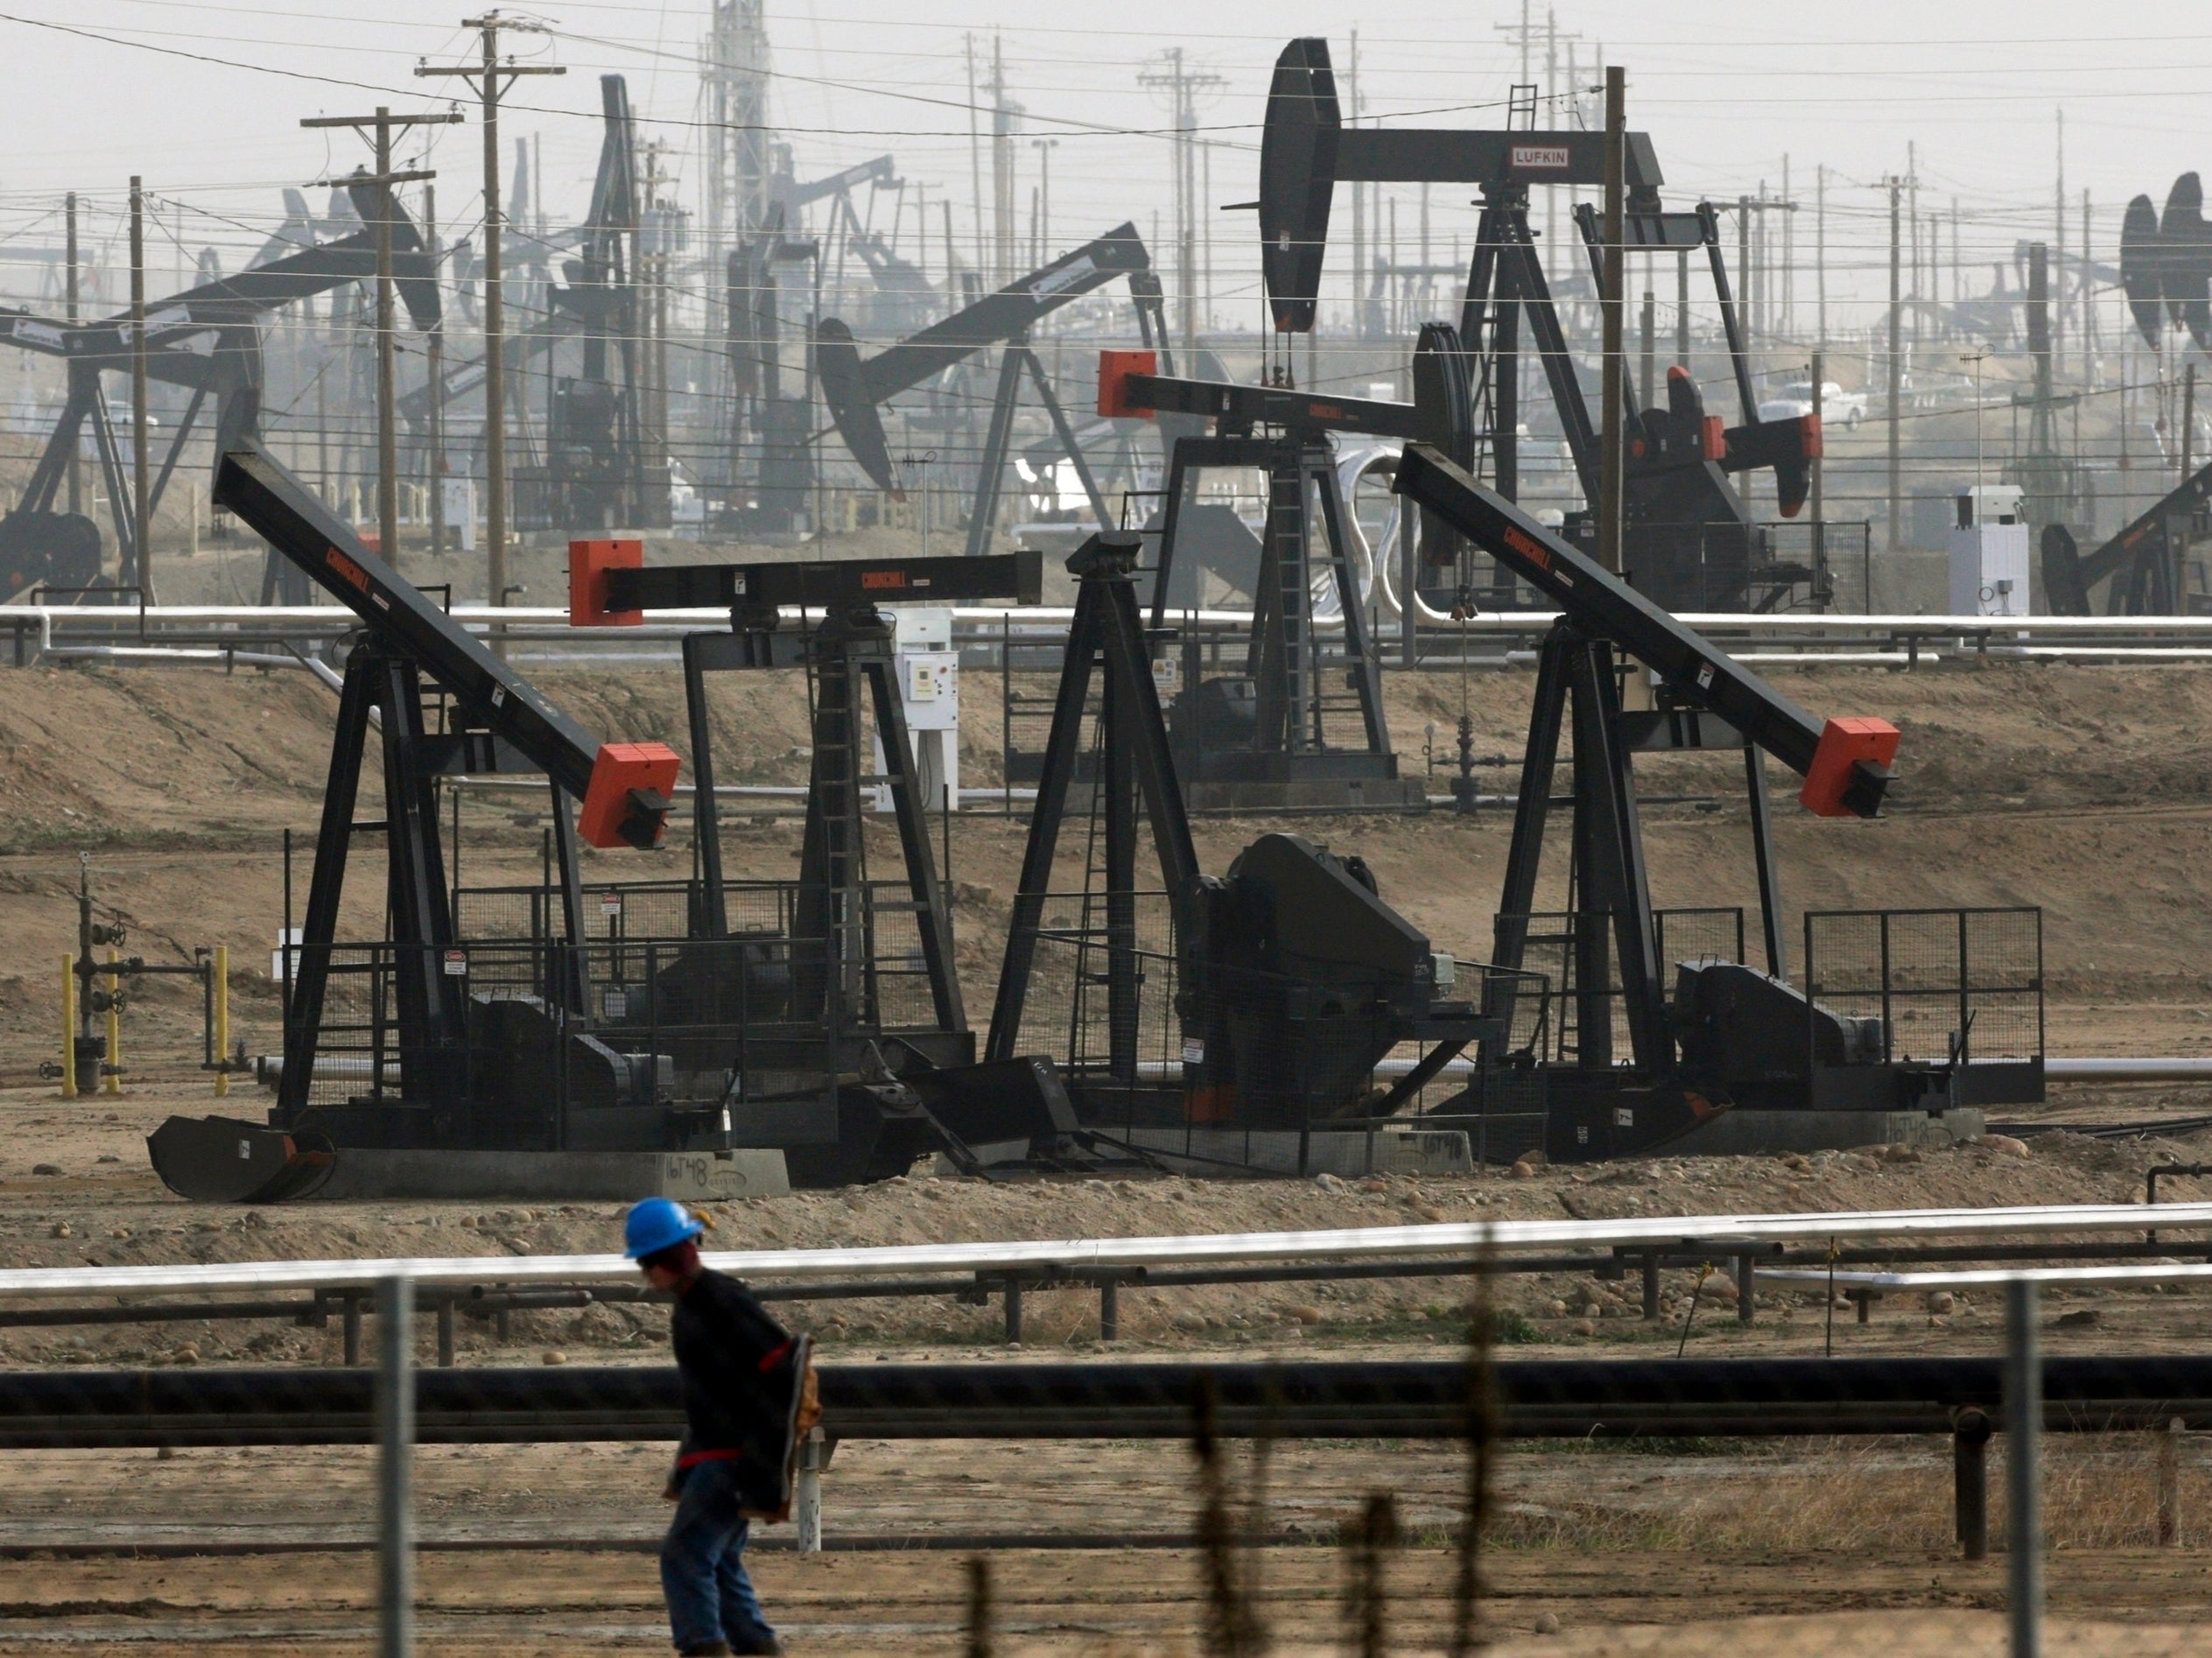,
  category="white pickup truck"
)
[1757,379,1864,429]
